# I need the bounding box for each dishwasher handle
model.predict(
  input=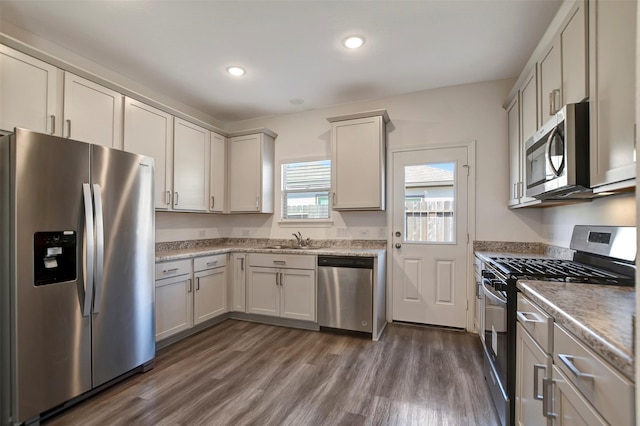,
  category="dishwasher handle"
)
[318,256,374,269]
